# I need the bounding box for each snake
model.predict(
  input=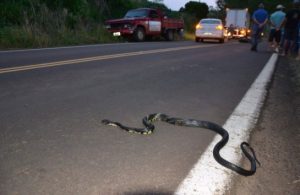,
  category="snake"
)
[101,113,260,176]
